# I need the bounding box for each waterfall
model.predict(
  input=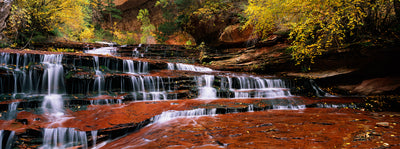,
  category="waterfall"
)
[197,75,217,99]
[123,60,149,74]
[93,56,104,95]
[167,63,175,70]
[91,130,98,148]
[128,76,172,101]
[248,104,254,112]
[42,94,64,117]
[0,130,15,149]
[41,54,65,94]
[151,108,216,123]
[220,76,292,99]
[42,128,88,149]
[40,55,66,118]
[85,47,117,55]
[170,63,213,72]
[5,102,19,120]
